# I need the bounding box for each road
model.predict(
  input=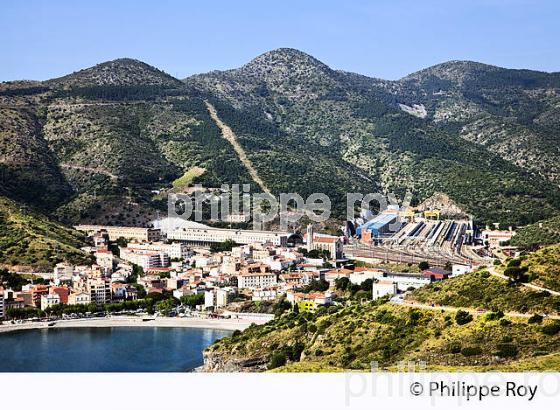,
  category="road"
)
[487,265,560,296]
